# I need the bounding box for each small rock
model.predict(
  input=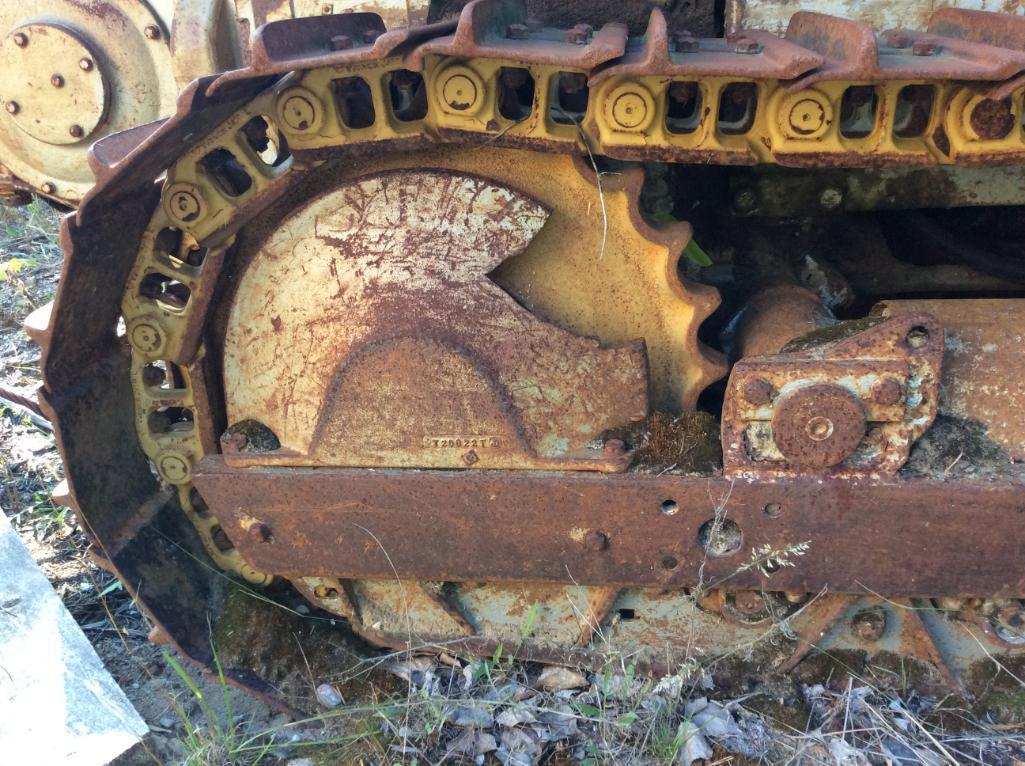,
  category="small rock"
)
[676,719,713,765]
[157,716,175,729]
[448,705,494,728]
[496,703,536,728]
[315,682,342,708]
[537,665,587,691]
[447,728,498,757]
